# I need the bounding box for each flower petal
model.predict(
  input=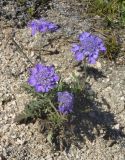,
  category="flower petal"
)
[35,85,44,92]
[28,76,37,86]
[79,32,90,41]
[71,44,80,52]
[74,52,84,61]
